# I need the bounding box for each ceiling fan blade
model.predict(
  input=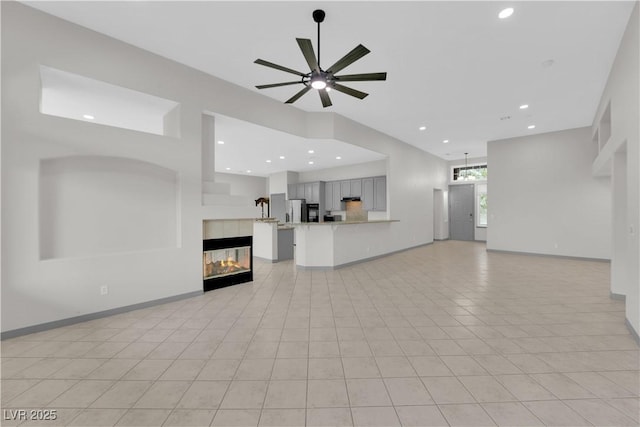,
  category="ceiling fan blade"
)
[285,86,312,104]
[326,44,370,74]
[332,83,369,100]
[254,59,307,77]
[296,38,319,72]
[319,89,332,108]
[334,72,387,82]
[256,81,302,89]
